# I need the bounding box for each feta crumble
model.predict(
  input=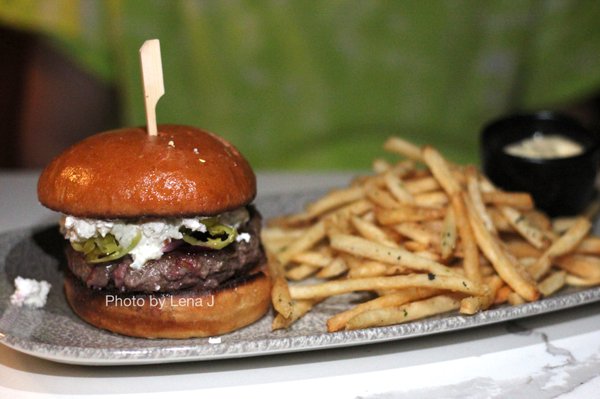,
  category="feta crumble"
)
[60,208,250,269]
[10,277,51,308]
[236,232,251,243]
